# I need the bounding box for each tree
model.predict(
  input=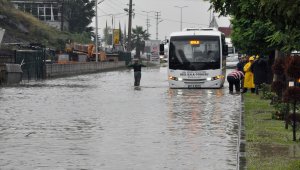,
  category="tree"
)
[207,0,258,19]
[258,1,300,52]
[207,0,300,52]
[103,26,112,46]
[207,0,300,141]
[131,26,150,58]
[119,22,124,45]
[258,1,300,31]
[230,17,276,55]
[64,0,95,33]
[207,0,276,54]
